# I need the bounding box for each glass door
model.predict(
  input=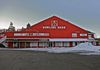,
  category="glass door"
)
[49,42,55,47]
